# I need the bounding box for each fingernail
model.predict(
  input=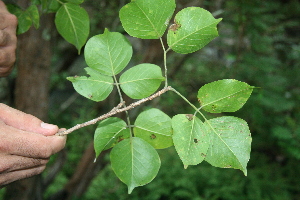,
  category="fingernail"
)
[41,122,57,130]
